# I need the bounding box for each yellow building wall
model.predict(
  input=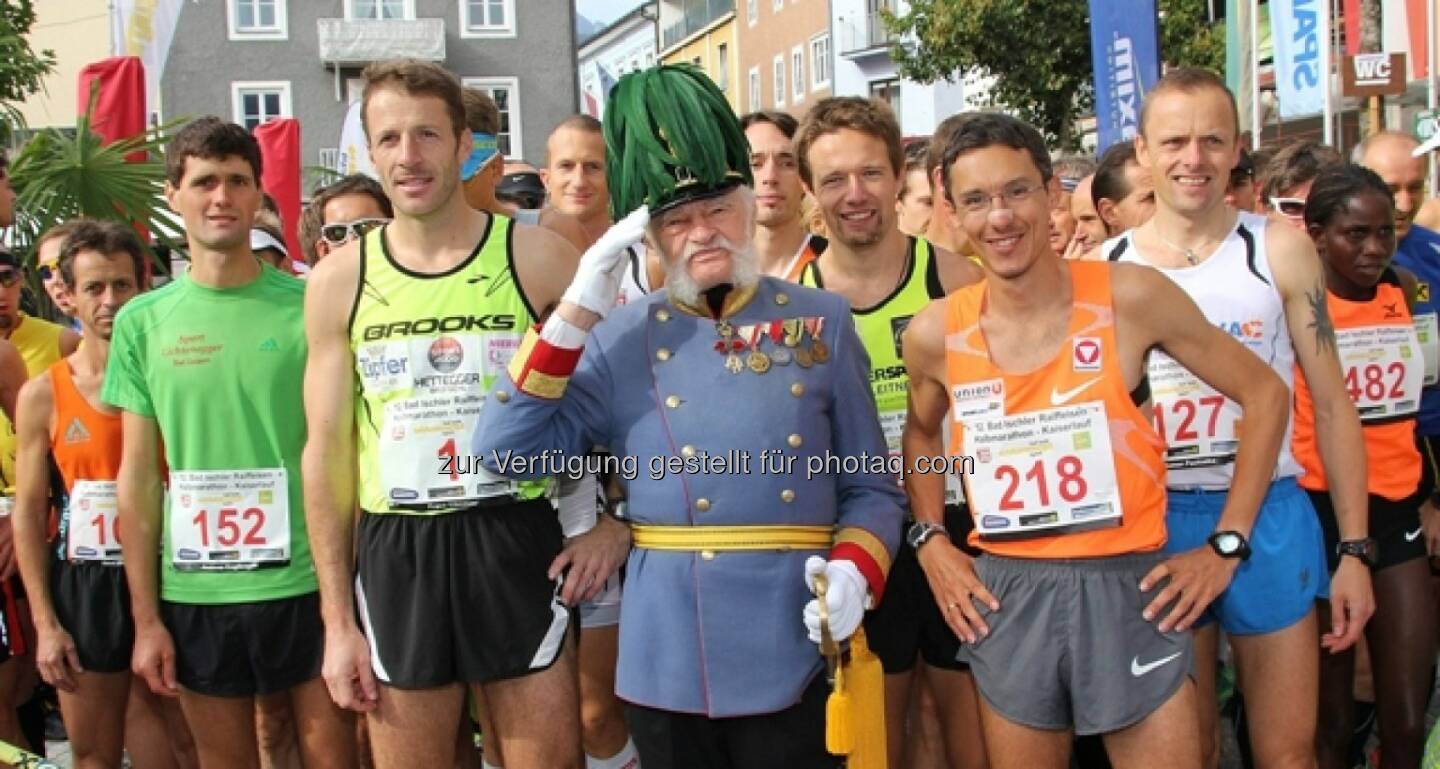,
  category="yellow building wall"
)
[660,14,739,110]
[19,0,112,129]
